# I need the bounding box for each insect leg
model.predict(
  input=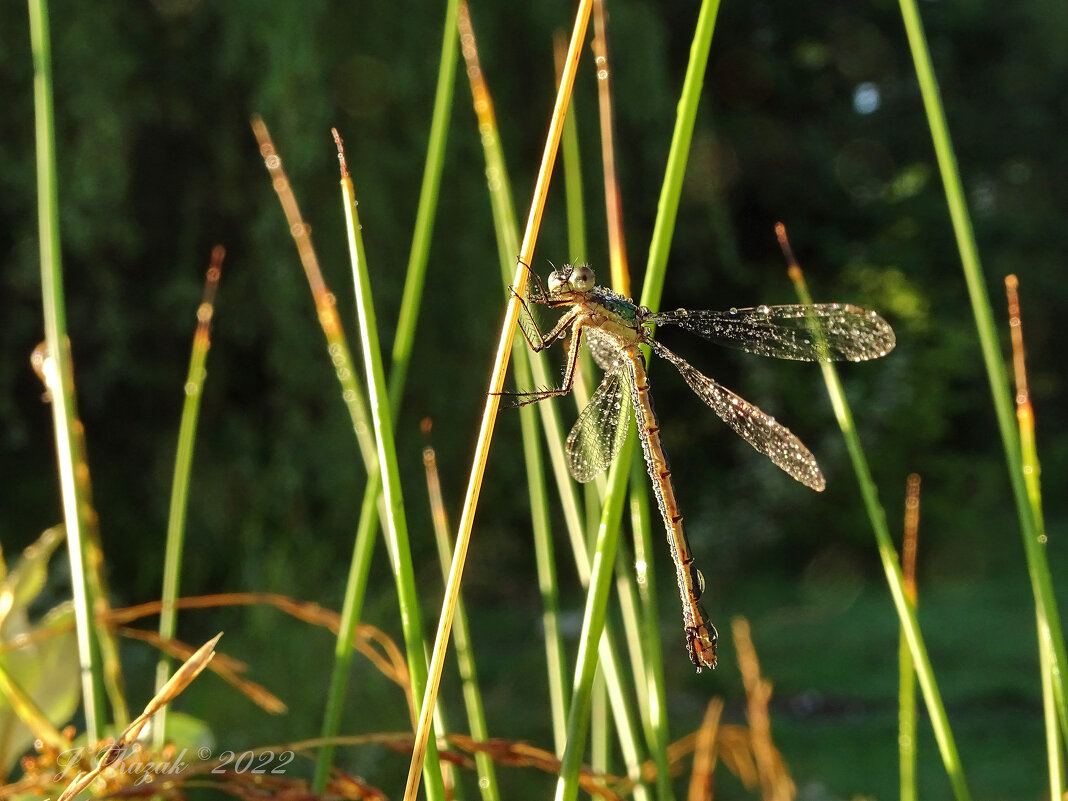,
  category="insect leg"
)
[499,320,586,405]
